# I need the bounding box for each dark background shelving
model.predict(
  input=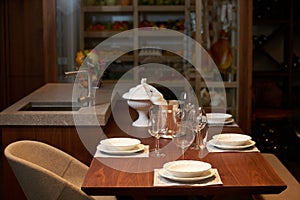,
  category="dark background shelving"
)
[252,0,300,183]
[252,0,299,114]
